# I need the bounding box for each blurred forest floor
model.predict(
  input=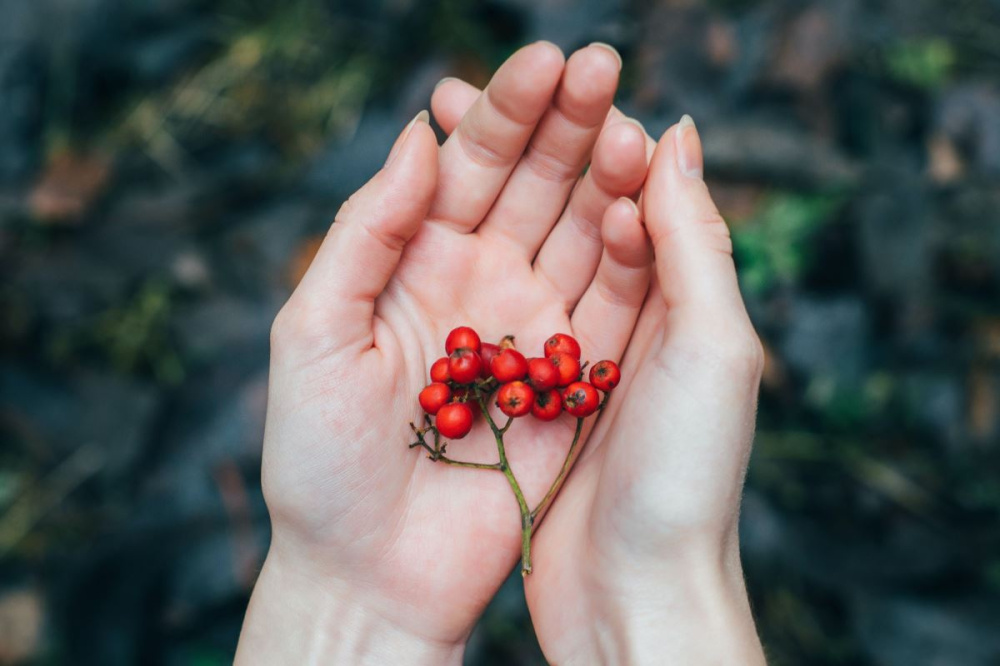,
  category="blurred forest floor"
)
[2,0,1000,664]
